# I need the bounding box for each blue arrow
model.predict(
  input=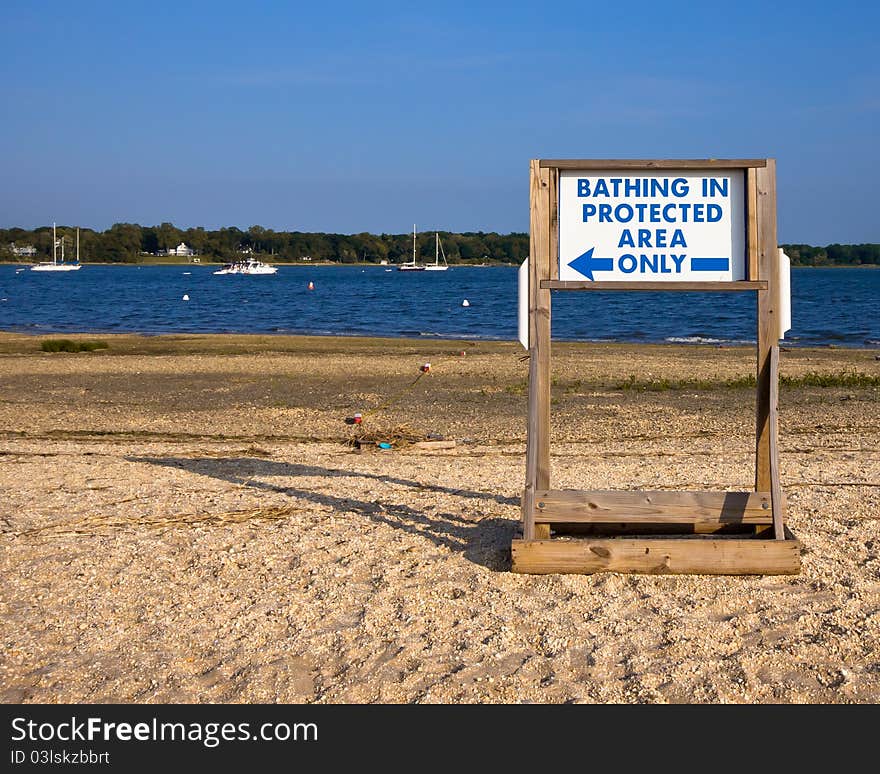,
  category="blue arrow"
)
[567,247,614,281]
[691,257,730,272]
